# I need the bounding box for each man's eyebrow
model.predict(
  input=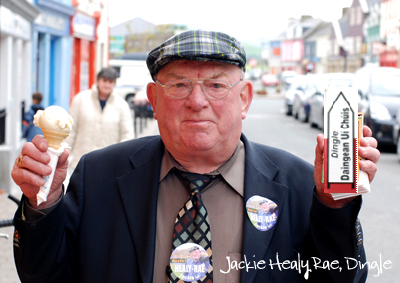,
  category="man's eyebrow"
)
[164,71,230,80]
